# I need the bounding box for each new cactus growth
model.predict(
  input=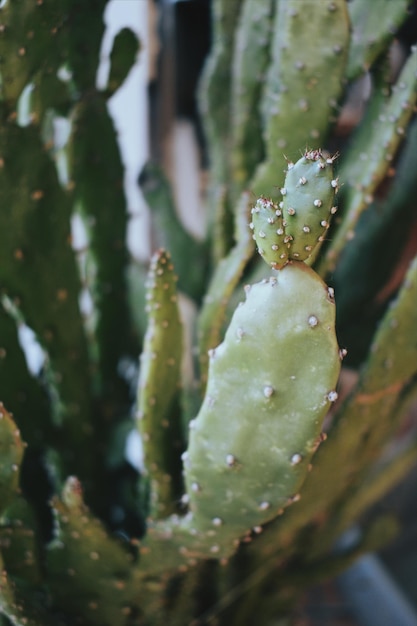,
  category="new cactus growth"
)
[1,1,417,624]
[251,150,338,268]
